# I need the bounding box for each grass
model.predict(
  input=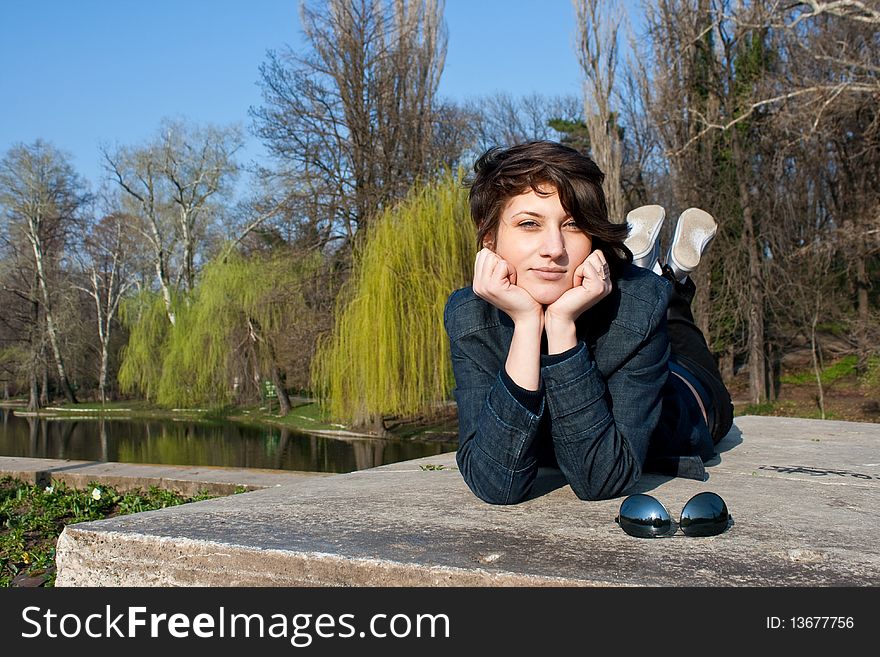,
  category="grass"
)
[0,476,226,587]
[779,355,859,386]
[225,402,356,433]
[737,401,777,417]
[736,400,839,421]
